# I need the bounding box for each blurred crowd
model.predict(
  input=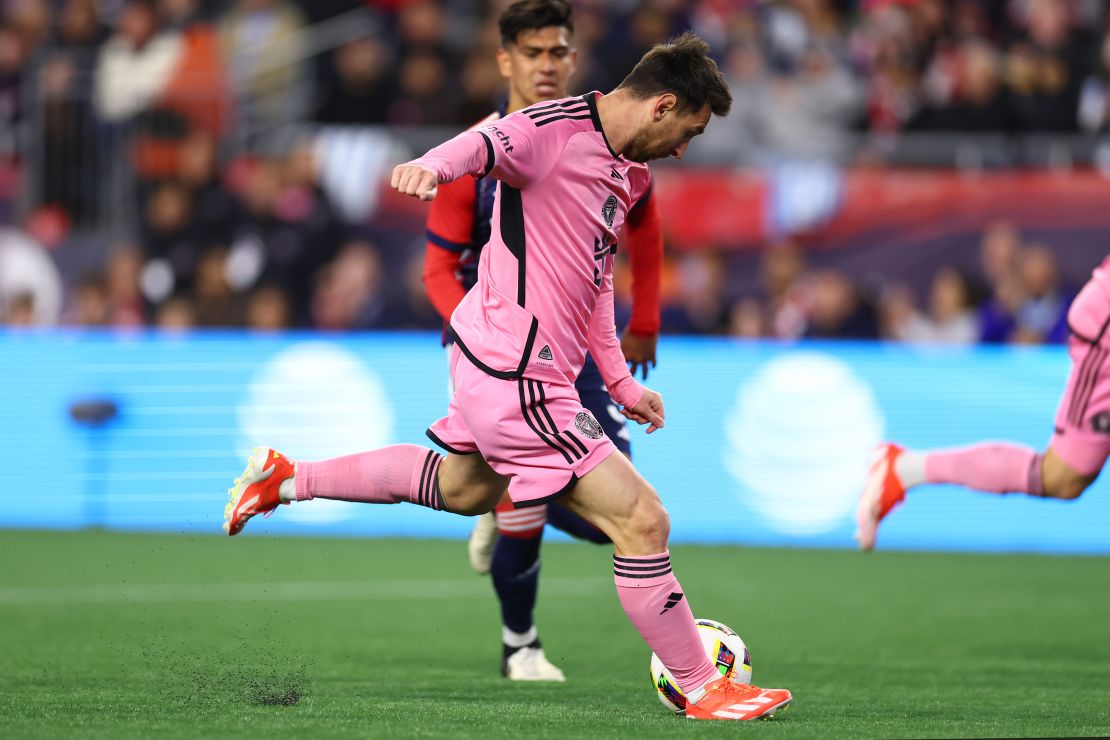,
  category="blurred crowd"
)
[654,220,1074,344]
[0,0,1104,341]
